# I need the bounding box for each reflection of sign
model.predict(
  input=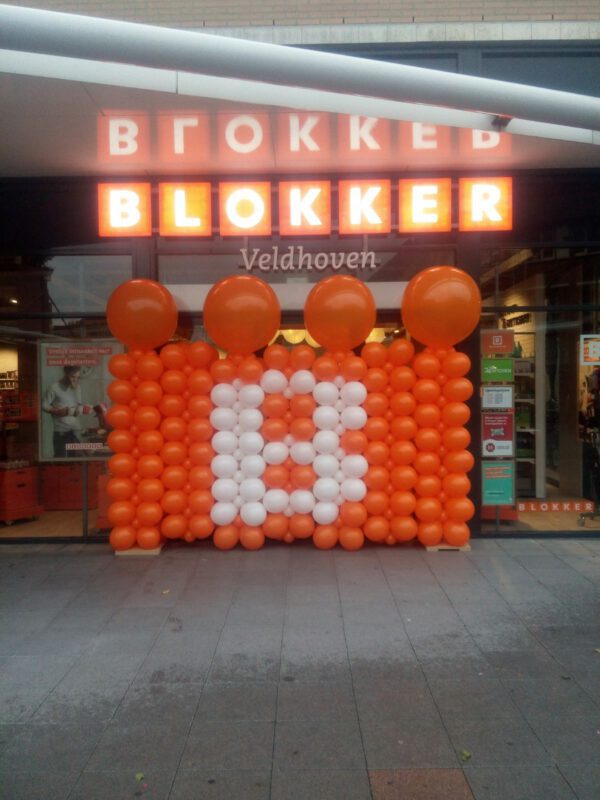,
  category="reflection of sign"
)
[504,313,531,328]
[240,246,377,272]
[481,329,514,355]
[482,461,515,505]
[482,411,514,457]
[482,357,514,382]
[580,335,600,365]
[519,500,594,512]
[482,385,513,409]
